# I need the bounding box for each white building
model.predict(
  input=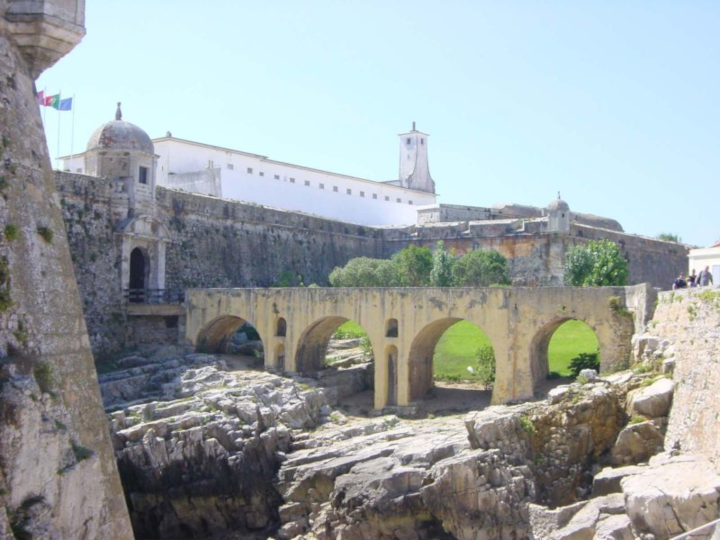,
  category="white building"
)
[688,242,720,285]
[61,115,438,226]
